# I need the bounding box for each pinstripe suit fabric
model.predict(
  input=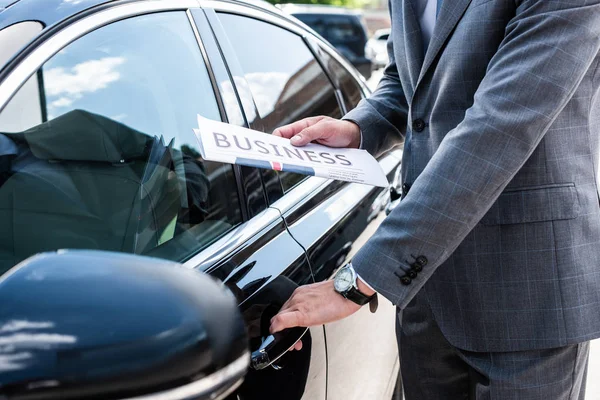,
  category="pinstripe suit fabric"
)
[345,0,600,354]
